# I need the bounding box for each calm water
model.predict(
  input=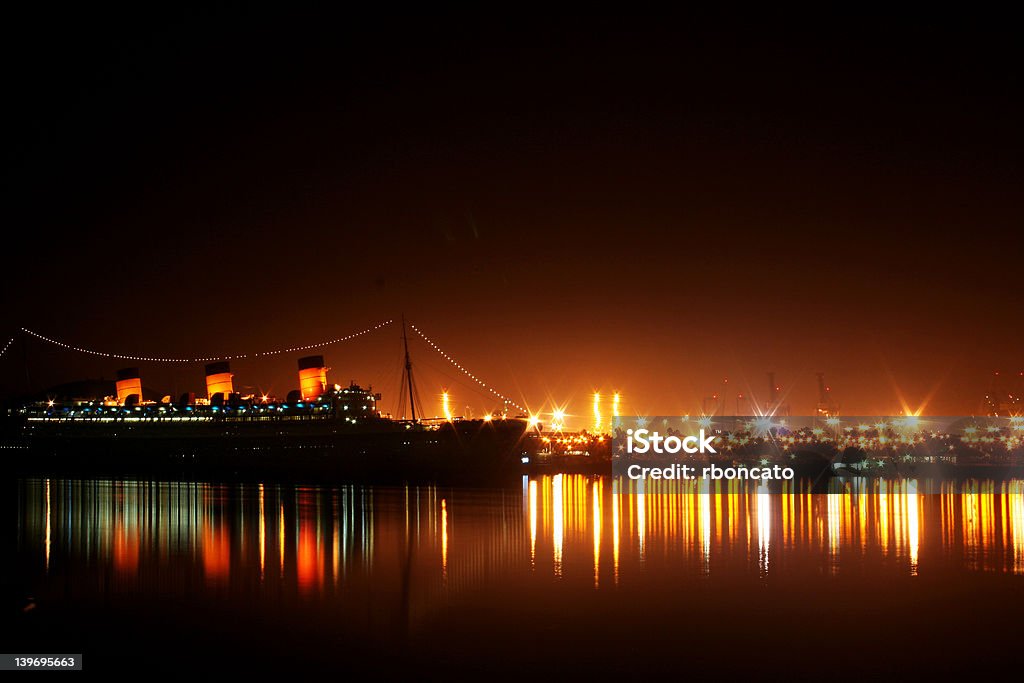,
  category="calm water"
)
[10,475,1024,677]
